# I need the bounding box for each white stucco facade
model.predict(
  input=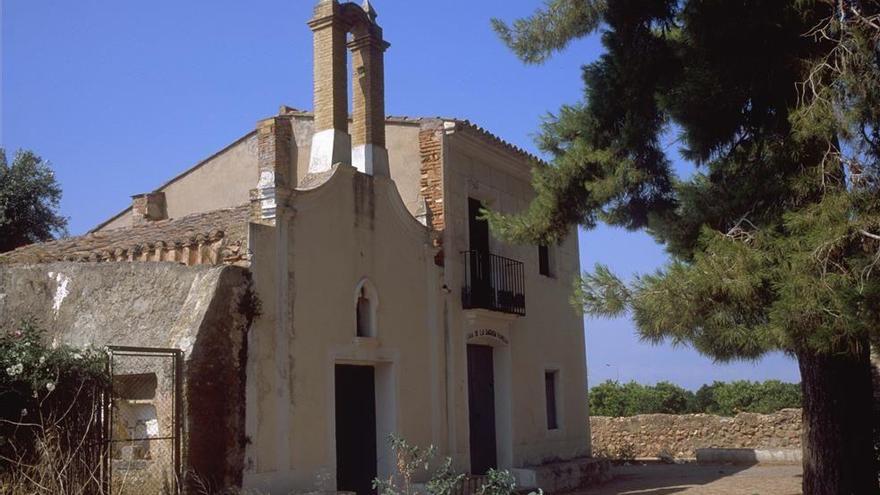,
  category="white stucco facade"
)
[238,121,590,493]
[92,114,590,494]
